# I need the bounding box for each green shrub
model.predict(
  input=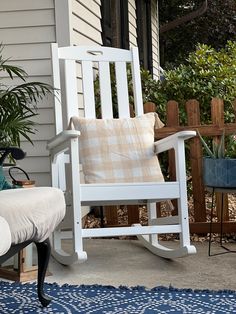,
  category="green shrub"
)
[154,41,236,124]
[94,41,236,126]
